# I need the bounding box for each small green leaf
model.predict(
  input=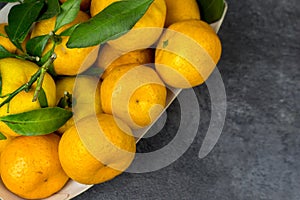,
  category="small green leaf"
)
[38,88,48,108]
[67,0,154,48]
[38,0,61,21]
[0,132,6,140]
[0,45,16,59]
[47,64,57,77]
[163,40,168,48]
[5,1,45,50]
[54,0,80,32]
[0,107,73,136]
[26,35,51,57]
[197,0,225,23]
